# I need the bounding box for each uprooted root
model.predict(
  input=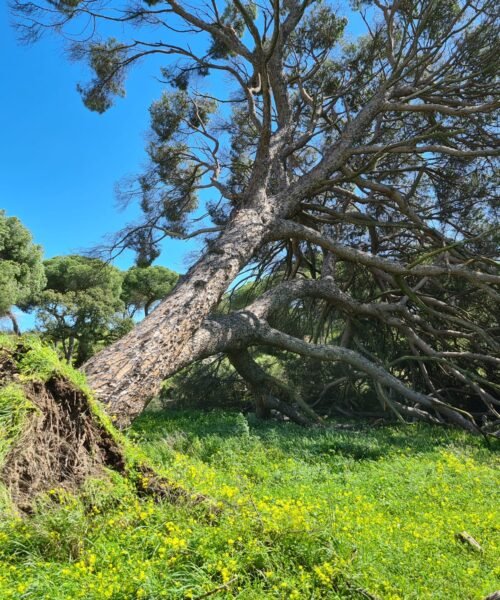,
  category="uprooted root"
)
[0,342,213,512]
[2,375,125,511]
